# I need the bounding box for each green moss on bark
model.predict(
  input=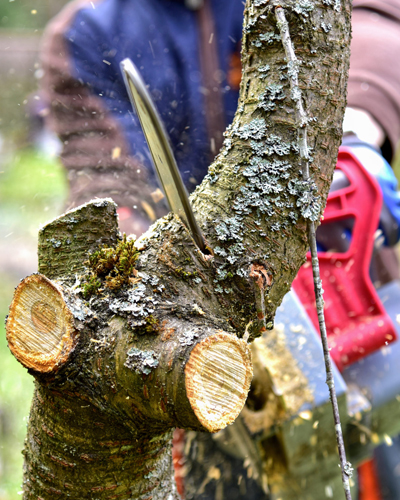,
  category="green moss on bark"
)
[82,234,140,297]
